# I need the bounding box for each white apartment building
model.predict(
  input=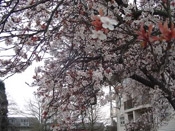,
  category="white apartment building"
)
[111,87,175,131]
[114,95,153,131]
